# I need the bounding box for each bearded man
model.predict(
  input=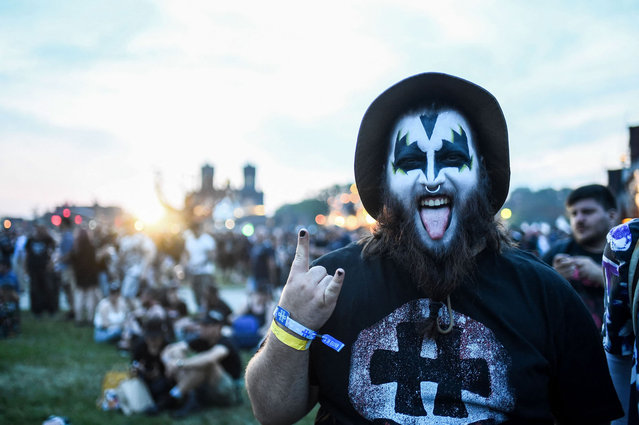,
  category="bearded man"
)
[245,73,622,424]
